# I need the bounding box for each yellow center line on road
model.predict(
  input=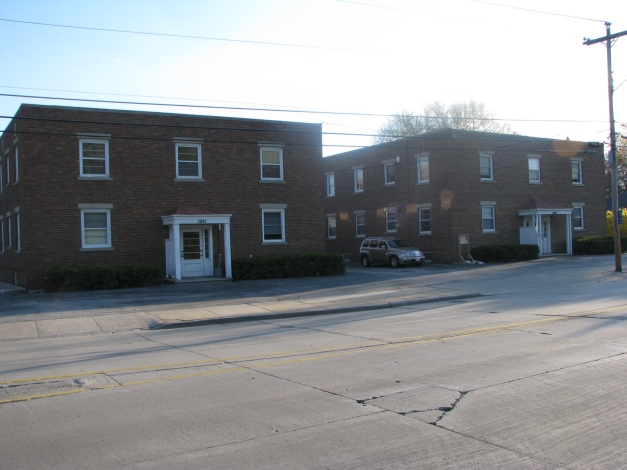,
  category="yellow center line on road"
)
[1,304,626,404]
